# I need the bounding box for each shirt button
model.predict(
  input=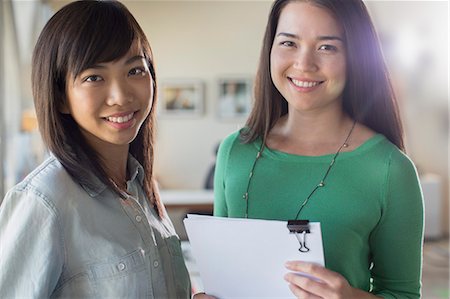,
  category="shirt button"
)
[153,260,159,268]
[117,262,126,271]
[135,215,142,222]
